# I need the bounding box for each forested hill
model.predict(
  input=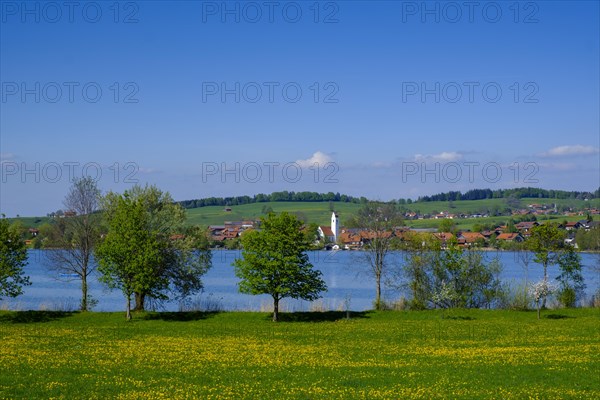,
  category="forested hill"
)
[178,192,364,209]
[178,188,599,209]
[416,188,600,203]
